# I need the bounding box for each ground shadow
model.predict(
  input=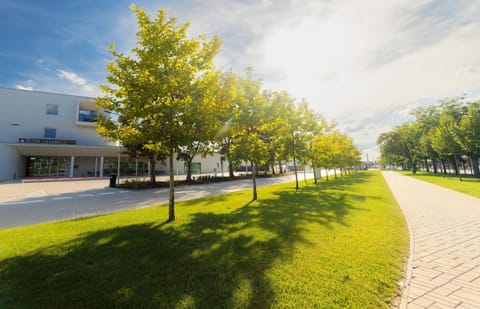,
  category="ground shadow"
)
[0,174,370,308]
